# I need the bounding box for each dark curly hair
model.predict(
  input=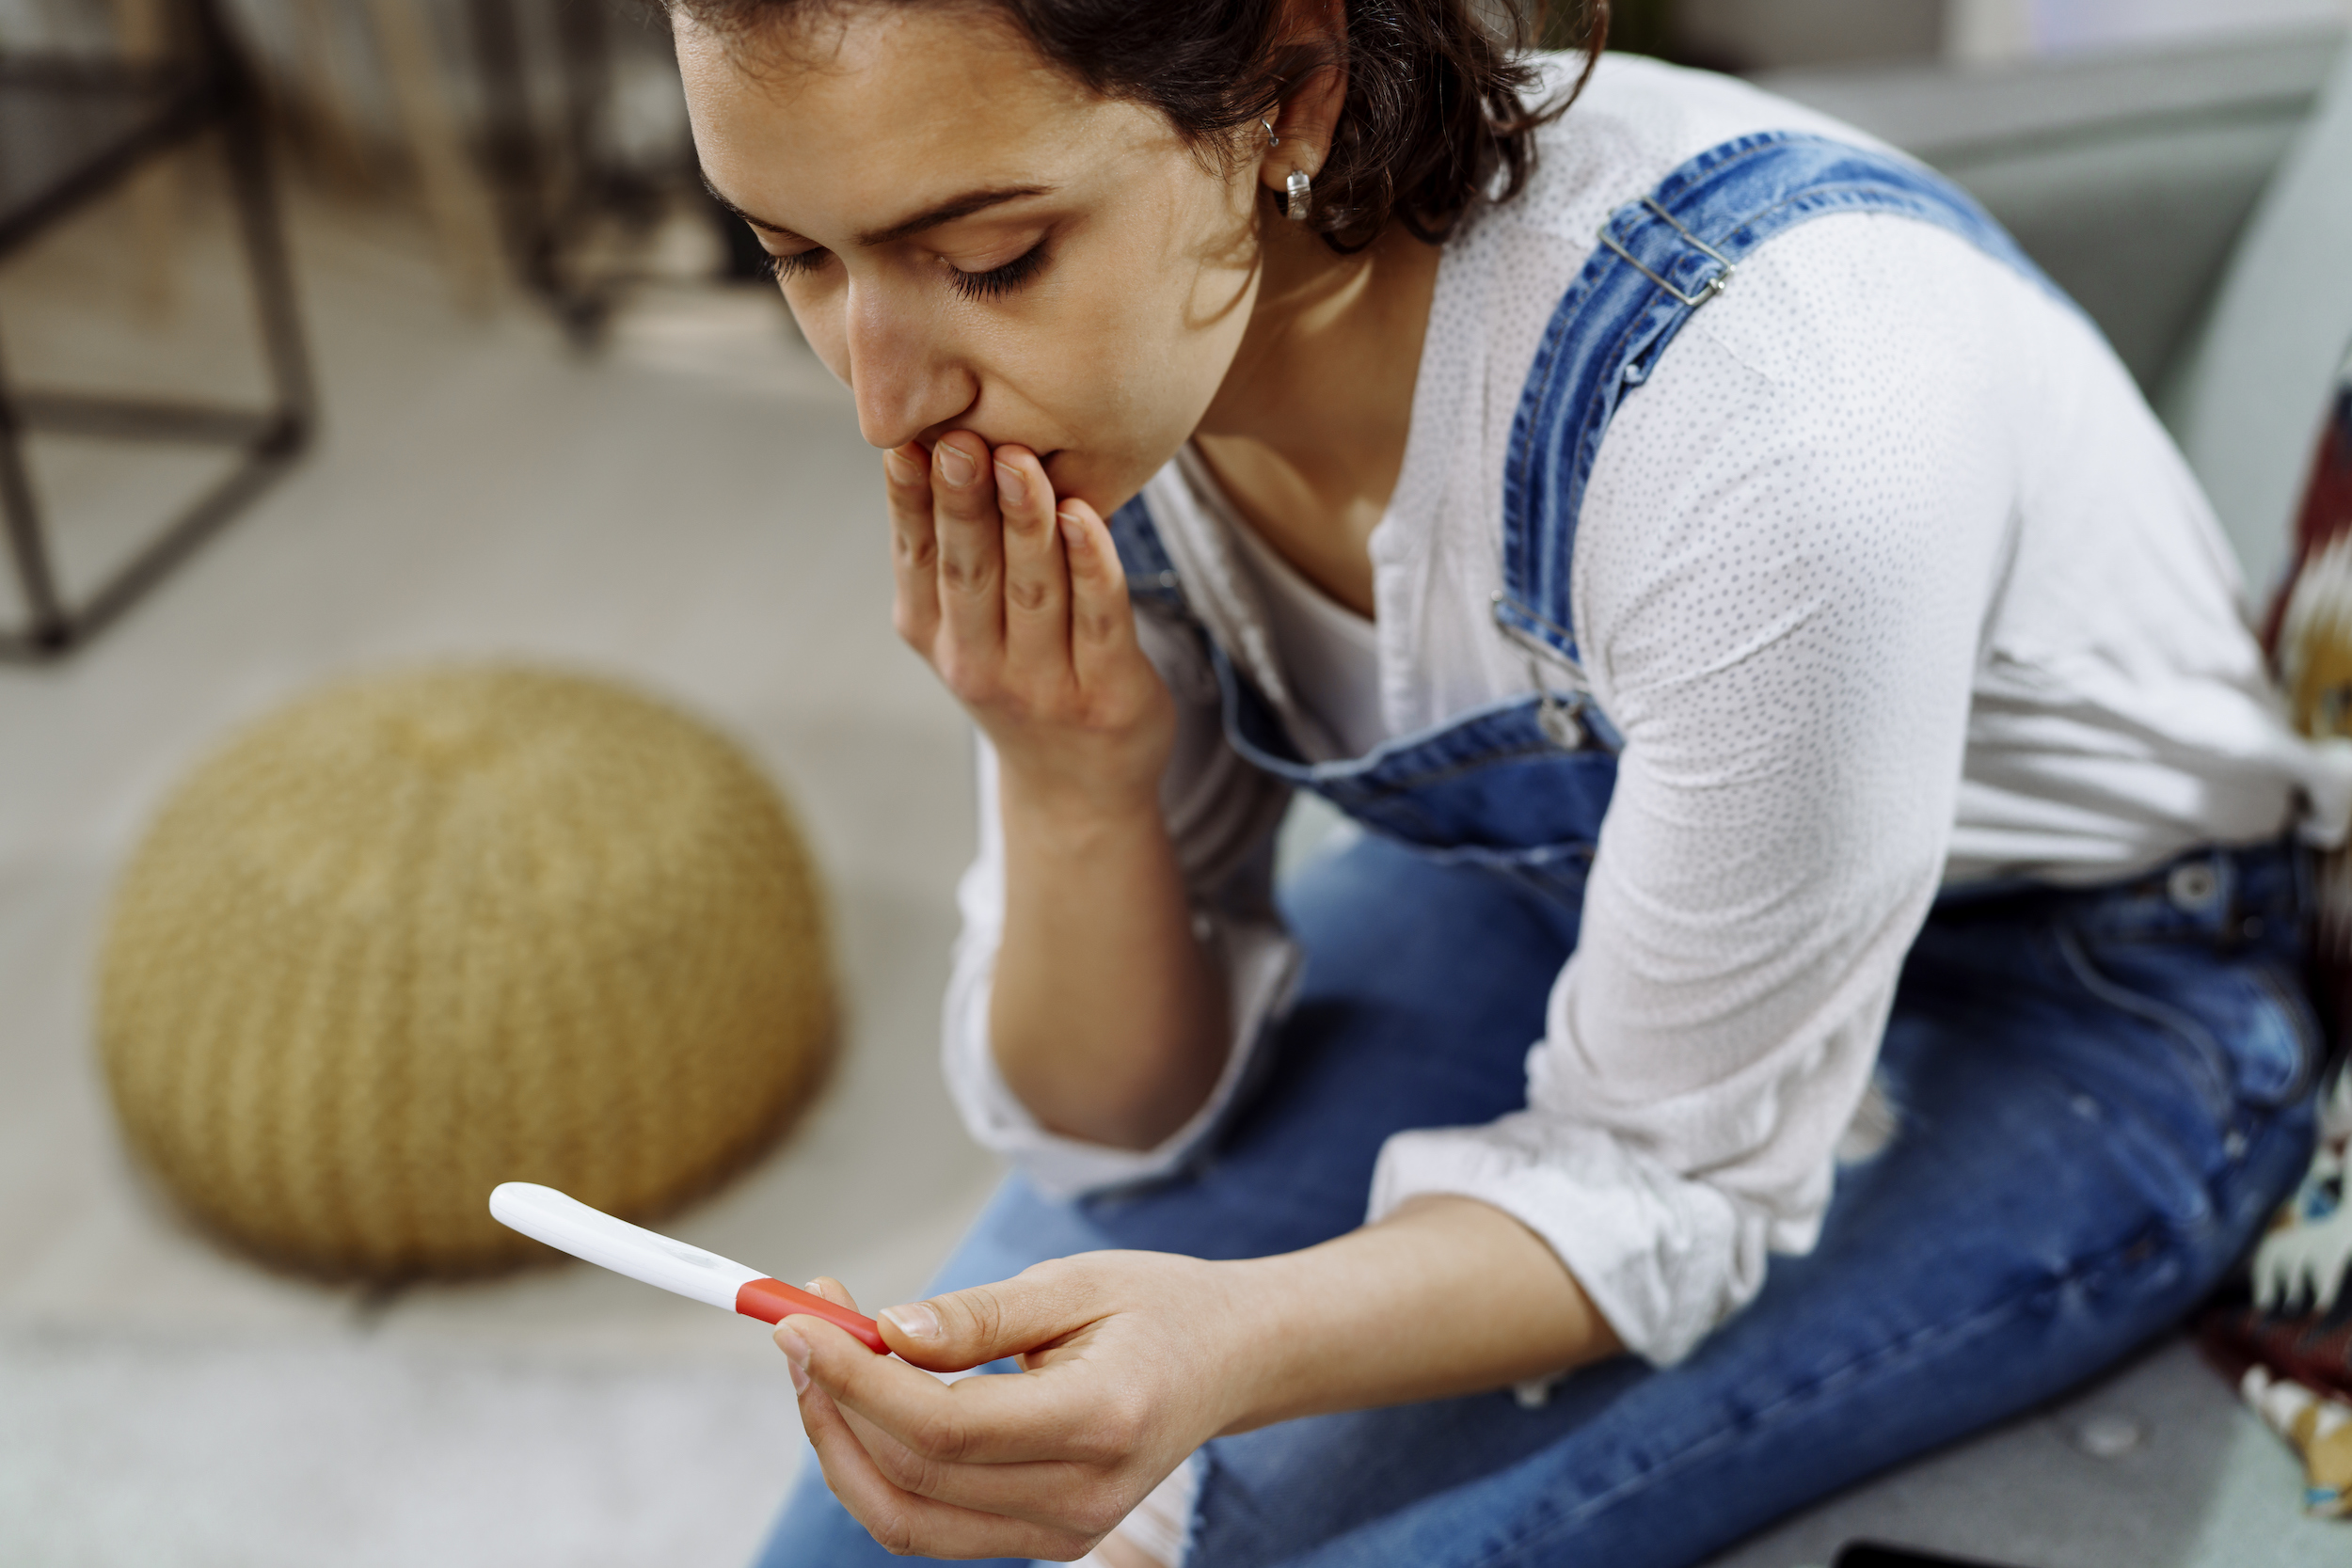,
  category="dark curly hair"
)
[667,1,1609,253]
